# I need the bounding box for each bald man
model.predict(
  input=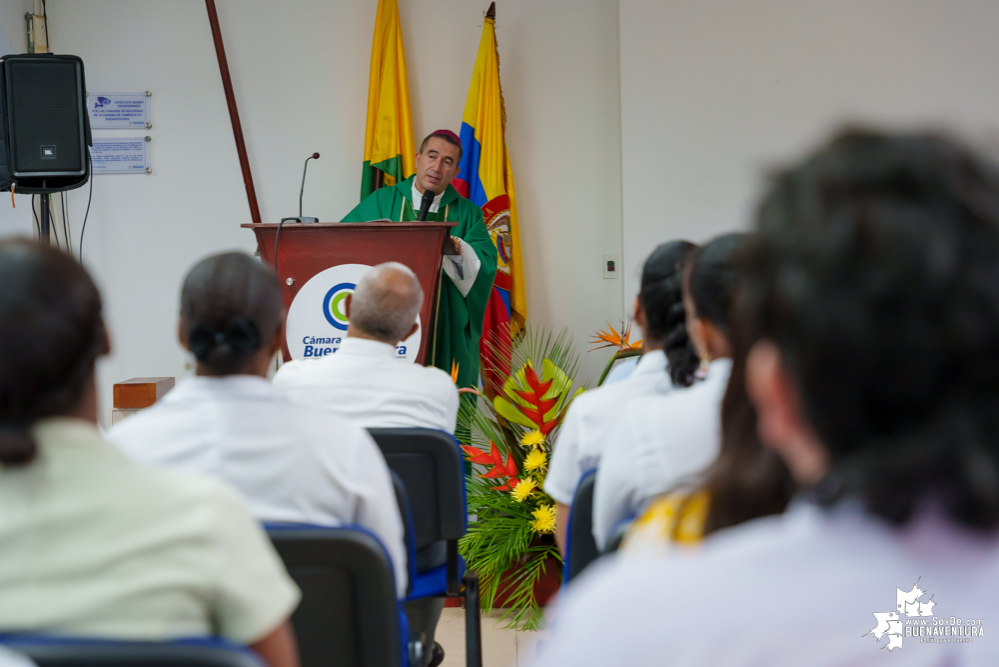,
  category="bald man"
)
[273,262,460,433]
